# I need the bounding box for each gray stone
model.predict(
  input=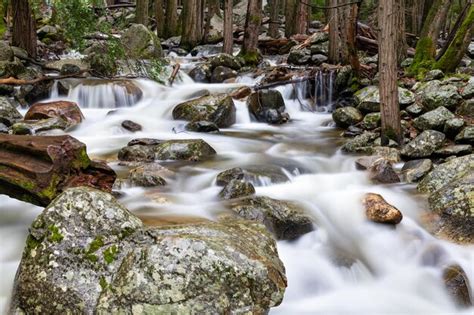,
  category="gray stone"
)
[216,165,290,187]
[434,145,472,157]
[121,120,142,132]
[0,96,22,126]
[461,77,474,99]
[444,118,465,138]
[341,131,379,154]
[60,63,81,75]
[311,54,328,66]
[185,120,220,133]
[362,112,381,130]
[332,106,363,128]
[247,90,289,124]
[401,58,413,67]
[355,86,415,112]
[416,80,462,110]
[401,130,446,158]
[287,48,311,65]
[406,103,424,116]
[211,66,237,83]
[11,117,69,135]
[468,42,474,58]
[413,106,455,131]
[189,63,212,83]
[310,42,329,55]
[401,159,432,183]
[455,126,474,145]
[219,179,255,200]
[121,24,162,59]
[0,41,13,61]
[128,163,168,187]
[424,69,444,81]
[456,100,474,118]
[368,159,400,184]
[209,53,242,70]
